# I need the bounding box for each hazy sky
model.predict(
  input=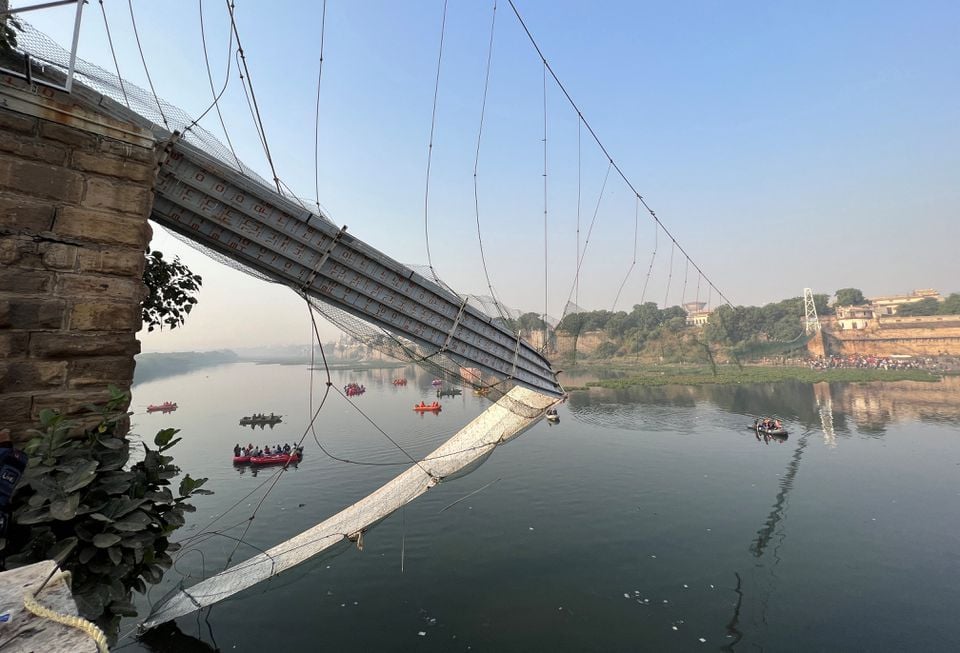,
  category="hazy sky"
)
[23,1,959,352]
